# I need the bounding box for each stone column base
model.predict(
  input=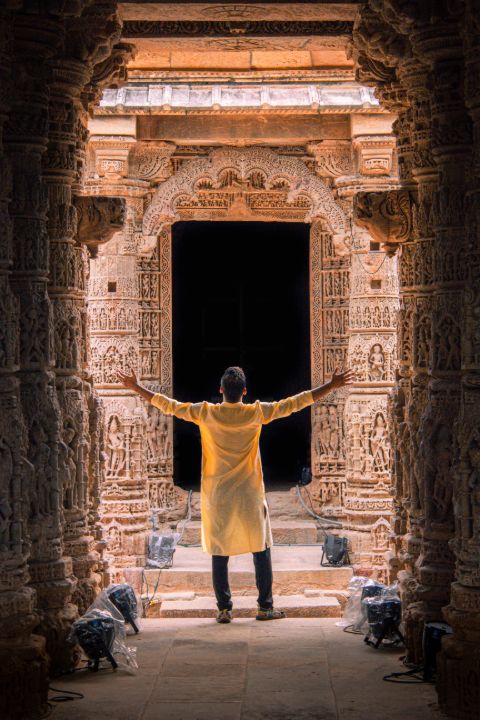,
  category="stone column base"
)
[437,634,480,720]
[0,635,49,720]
